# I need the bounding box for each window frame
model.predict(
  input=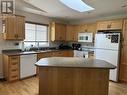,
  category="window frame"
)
[24,21,49,47]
